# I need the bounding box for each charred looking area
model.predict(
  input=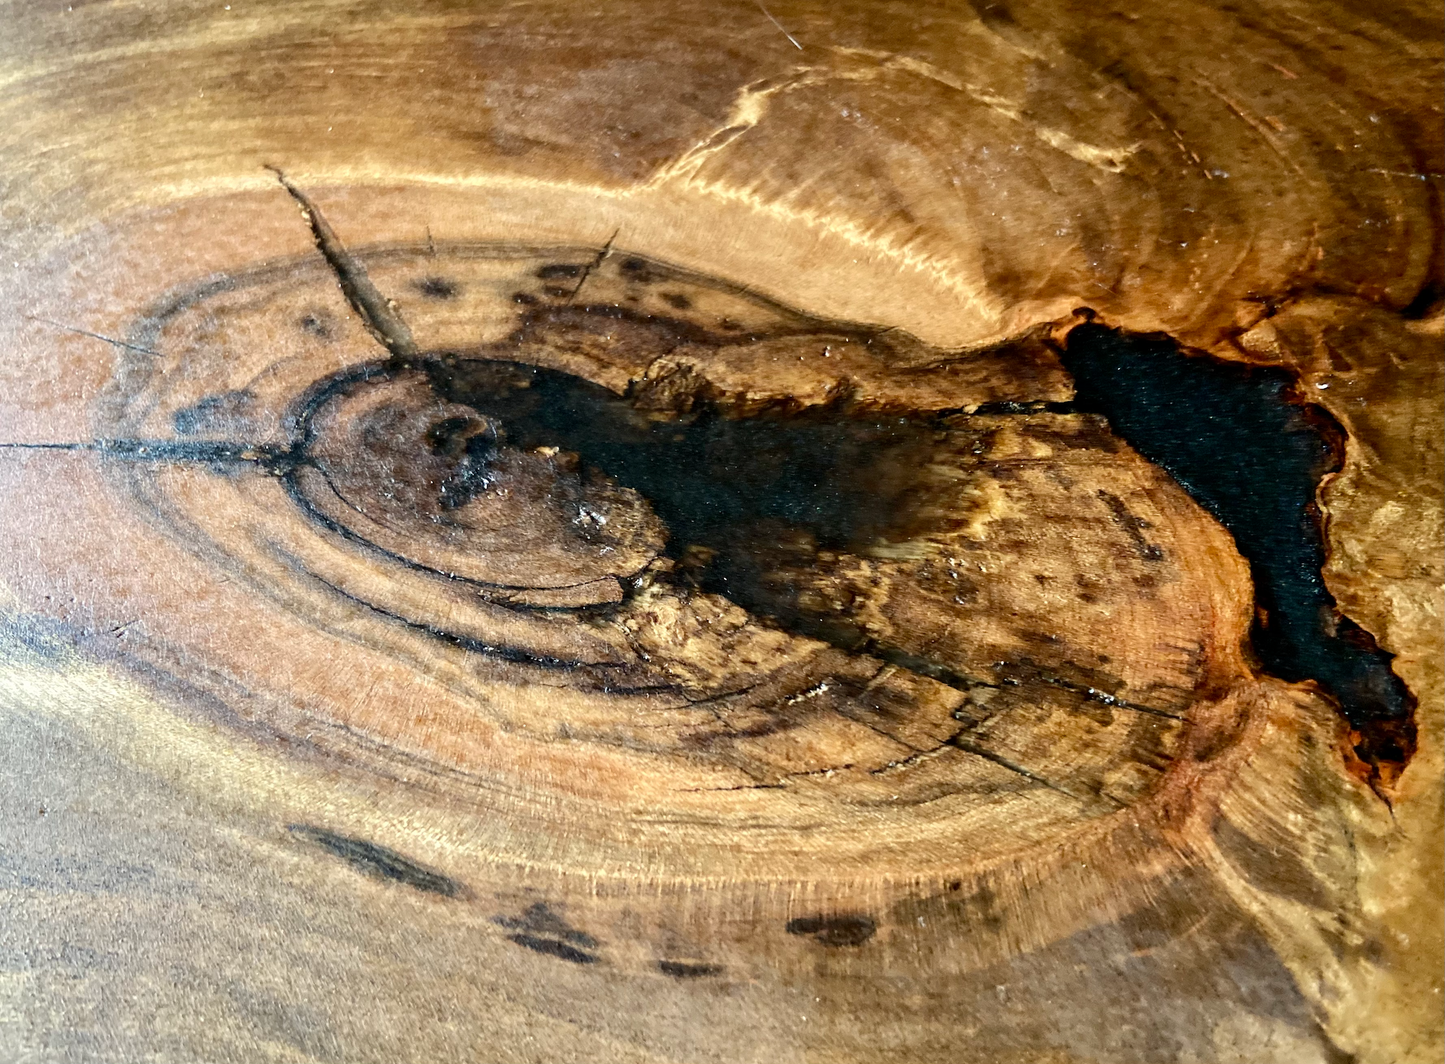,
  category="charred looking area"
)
[427,356,940,612]
[1058,323,1414,763]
